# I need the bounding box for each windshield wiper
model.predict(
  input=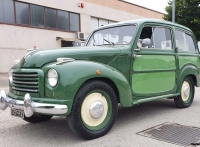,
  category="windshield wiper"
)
[103,39,115,46]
